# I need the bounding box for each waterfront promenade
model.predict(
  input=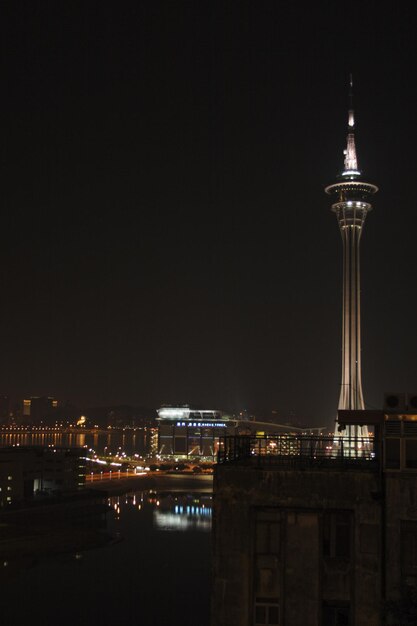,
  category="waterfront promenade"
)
[88,471,213,494]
